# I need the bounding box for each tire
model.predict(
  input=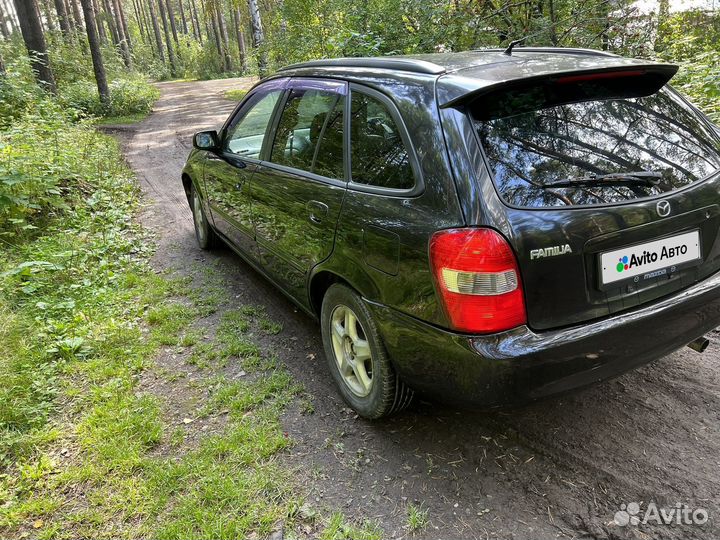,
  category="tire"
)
[190,183,217,250]
[320,284,413,419]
